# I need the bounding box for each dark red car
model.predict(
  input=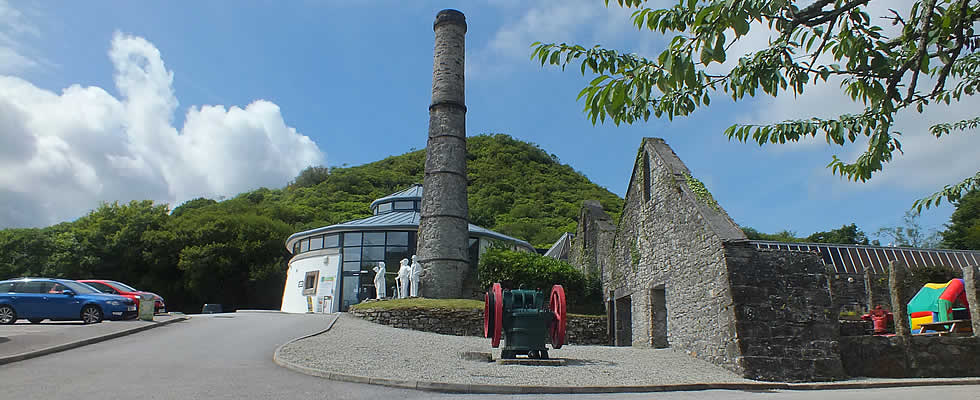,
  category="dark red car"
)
[78,280,166,314]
